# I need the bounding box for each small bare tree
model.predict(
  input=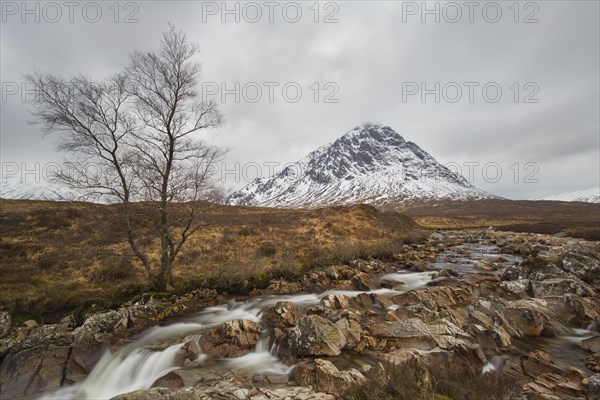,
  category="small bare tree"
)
[26,26,224,290]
